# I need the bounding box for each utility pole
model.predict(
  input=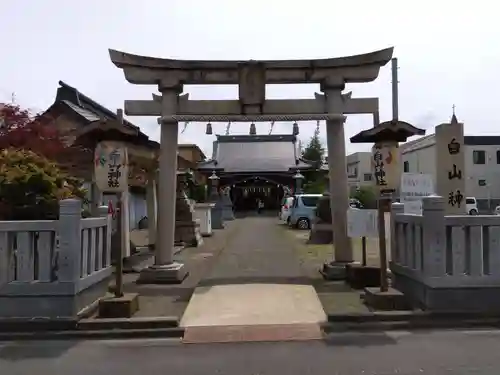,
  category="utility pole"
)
[391,58,399,121]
